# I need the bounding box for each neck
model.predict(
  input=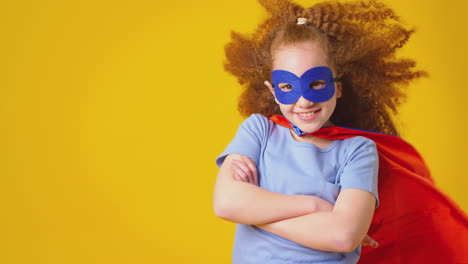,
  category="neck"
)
[324,120,335,127]
[289,119,335,141]
[289,129,334,148]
